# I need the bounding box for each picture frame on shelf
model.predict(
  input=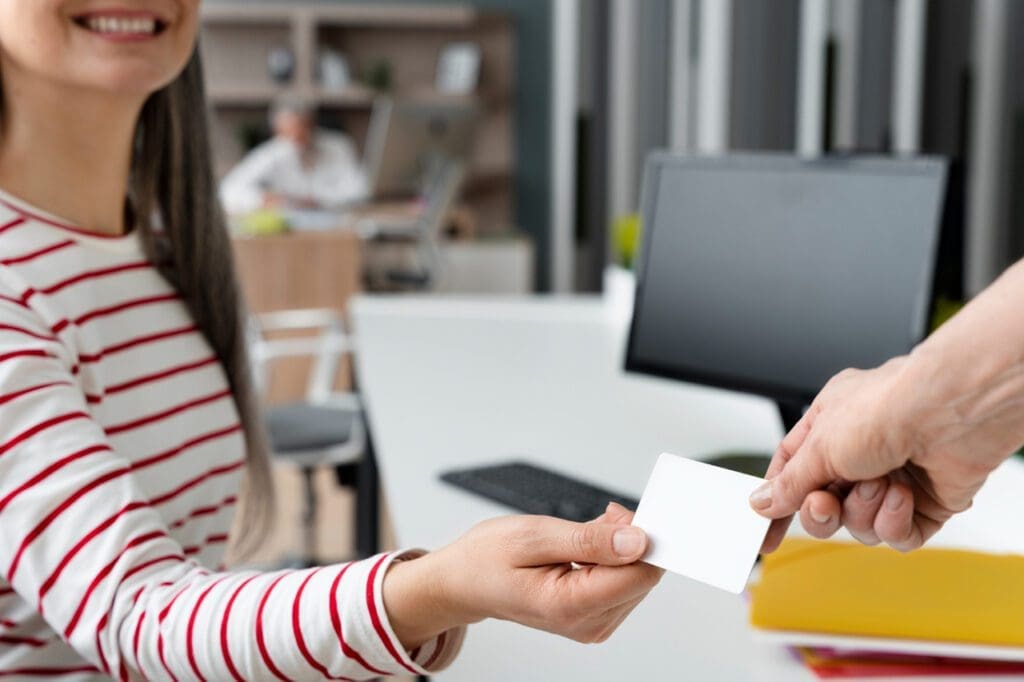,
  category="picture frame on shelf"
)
[266,46,296,83]
[436,42,481,95]
[318,48,352,91]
